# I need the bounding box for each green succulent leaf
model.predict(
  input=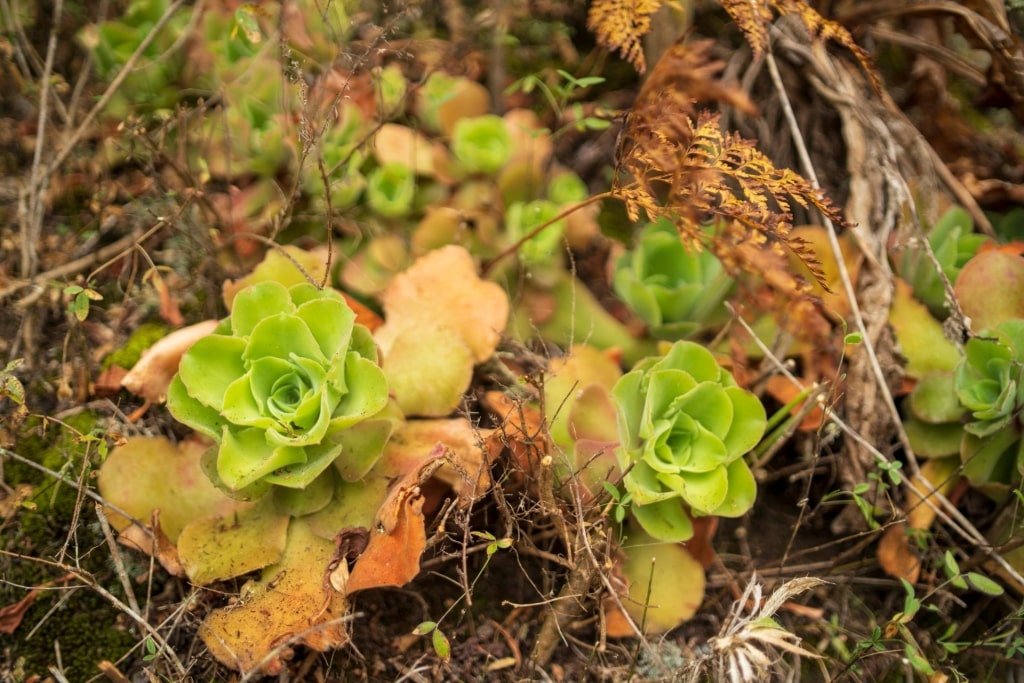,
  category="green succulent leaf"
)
[955,321,1024,454]
[177,335,247,412]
